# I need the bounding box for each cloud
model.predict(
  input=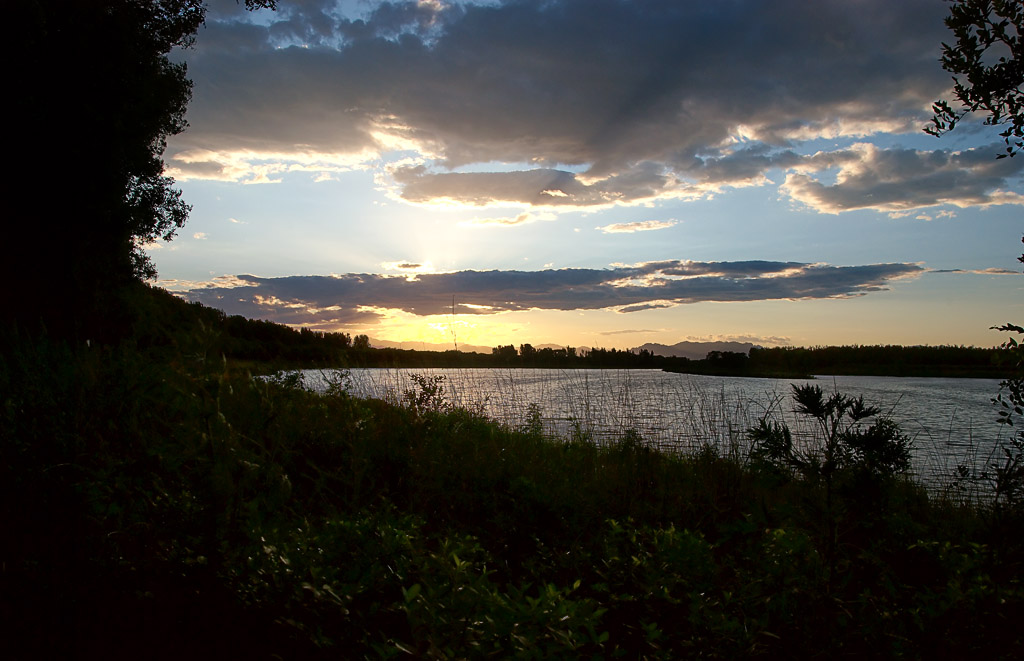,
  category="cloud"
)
[460,211,558,227]
[597,219,678,234]
[616,303,676,313]
[380,260,437,274]
[164,0,986,213]
[930,267,1020,275]
[193,232,208,240]
[780,143,1024,213]
[177,259,925,326]
[391,163,684,208]
[167,146,373,183]
[600,329,665,335]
